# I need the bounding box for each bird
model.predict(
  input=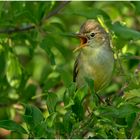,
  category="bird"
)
[73,19,114,95]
